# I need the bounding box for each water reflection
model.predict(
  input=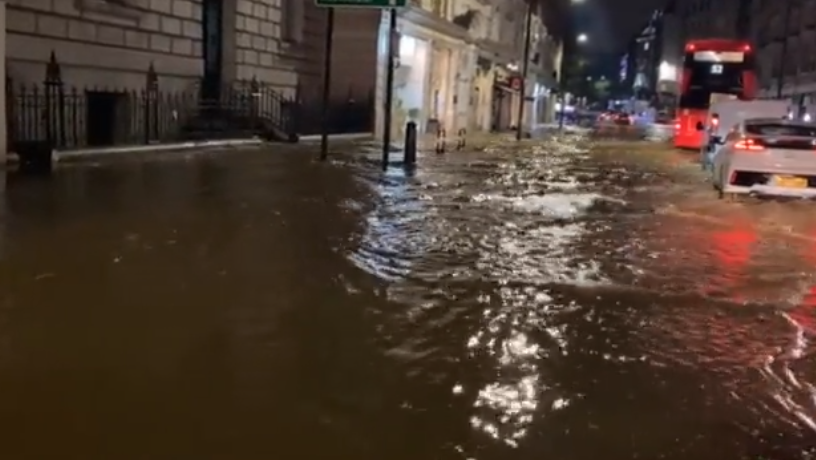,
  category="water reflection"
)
[467,288,549,448]
[348,133,816,457]
[0,171,5,260]
[707,221,756,303]
[4,136,816,458]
